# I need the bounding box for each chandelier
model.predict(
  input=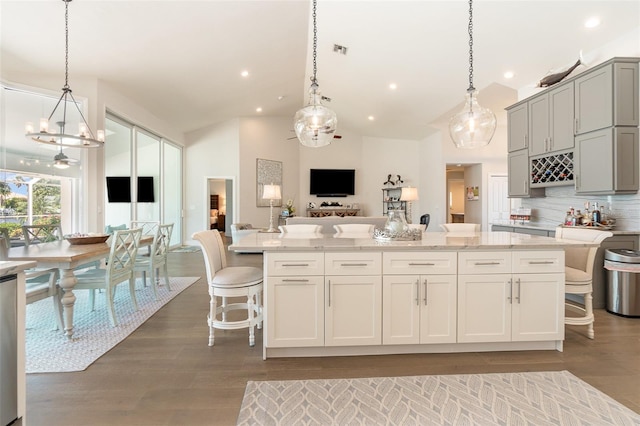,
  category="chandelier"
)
[25,0,104,148]
[448,0,496,149]
[293,0,337,148]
